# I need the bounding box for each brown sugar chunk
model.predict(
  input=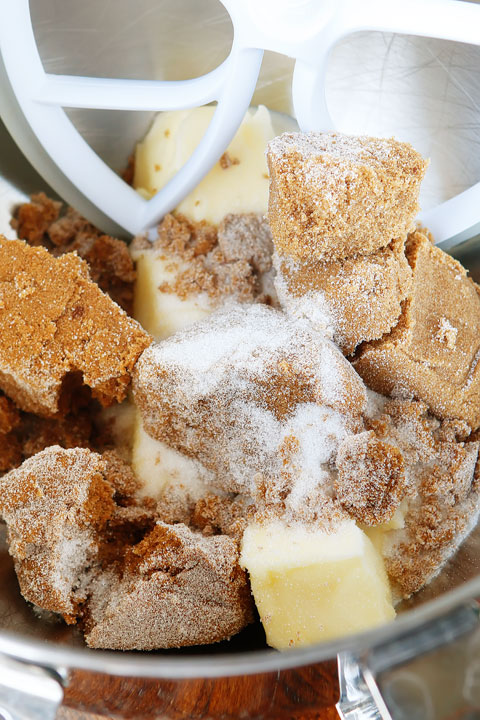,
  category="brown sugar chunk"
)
[13,193,88,248]
[217,213,273,274]
[64,232,136,314]
[0,433,22,473]
[365,397,480,596]
[15,378,117,463]
[191,493,254,542]
[0,447,116,622]
[275,237,412,355]
[0,446,251,649]
[0,393,20,434]
[133,303,366,498]
[13,197,136,313]
[47,206,96,247]
[267,132,427,262]
[101,448,146,505]
[0,237,151,416]
[354,232,480,430]
[384,488,480,598]
[335,431,406,525]
[12,192,62,245]
[19,410,93,459]
[85,522,253,650]
[0,393,22,472]
[136,212,275,306]
[369,398,479,506]
[0,395,21,472]
[0,377,99,477]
